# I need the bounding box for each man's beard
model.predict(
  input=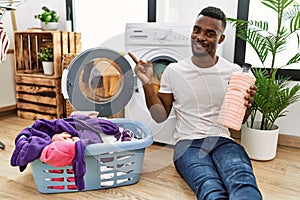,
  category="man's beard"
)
[191,42,210,57]
[192,48,210,57]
